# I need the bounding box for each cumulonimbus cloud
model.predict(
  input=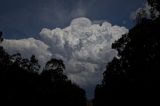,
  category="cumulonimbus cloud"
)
[2,17,128,97]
